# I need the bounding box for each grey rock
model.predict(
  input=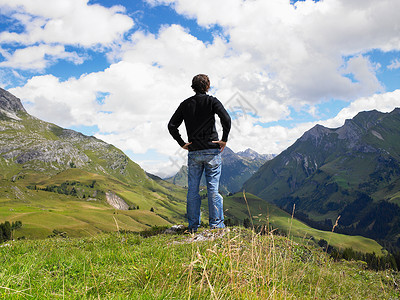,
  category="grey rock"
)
[164,224,186,234]
[0,88,26,114]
